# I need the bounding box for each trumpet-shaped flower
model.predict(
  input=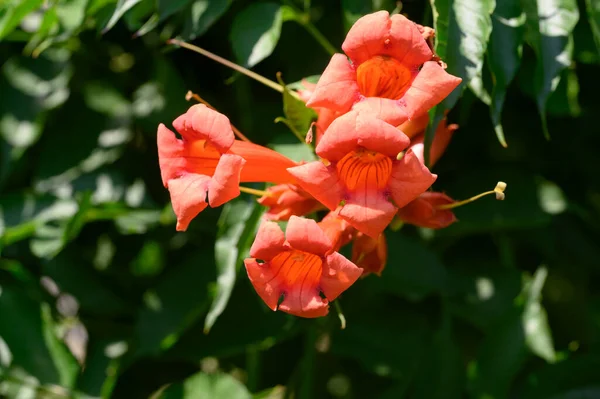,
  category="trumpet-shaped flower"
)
[408,118,458,167]
[288,111,436,238]
[244,216,363,318]
[352,232,387,276]
[258,184,322,221]
[318,208,355,251]
[396,192,457,229]
[158,104,298,230]
[306,11,461,125]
